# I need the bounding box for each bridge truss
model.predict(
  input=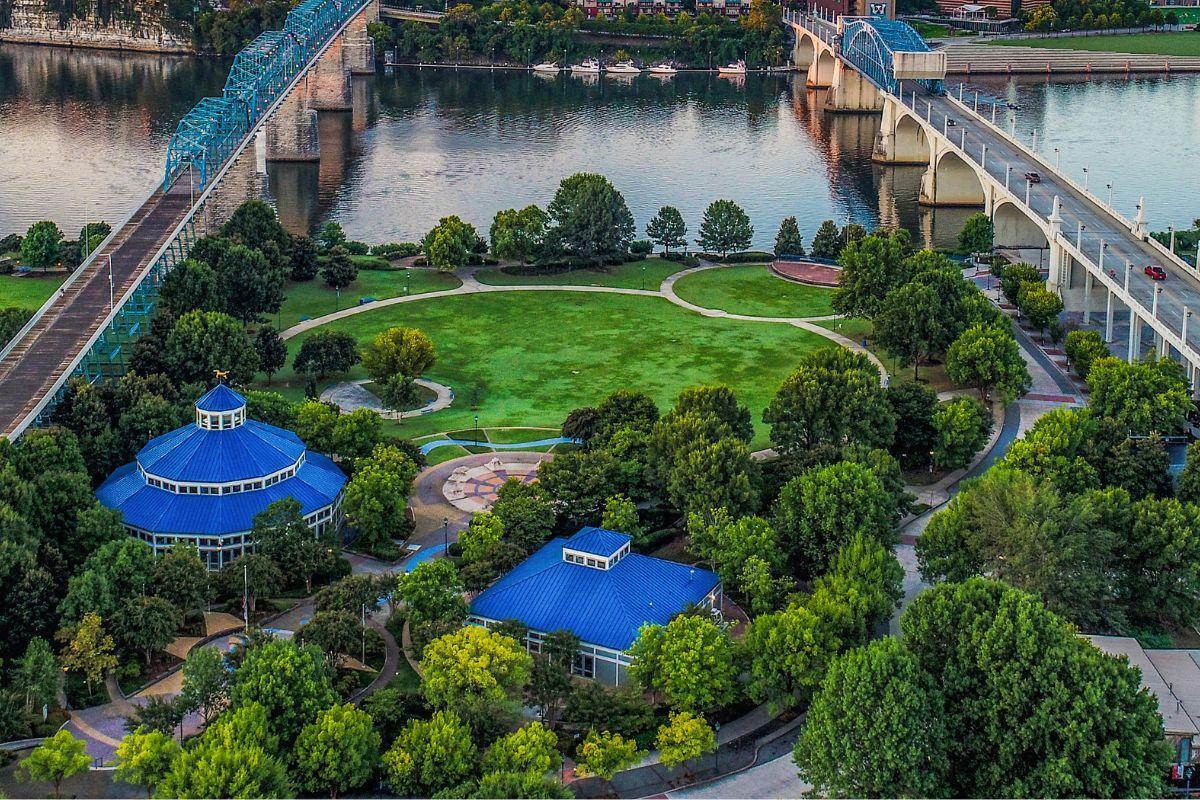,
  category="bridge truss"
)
[10,0,369,436]
[839,17,944,95]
